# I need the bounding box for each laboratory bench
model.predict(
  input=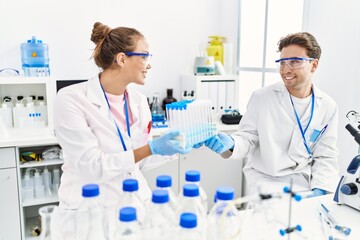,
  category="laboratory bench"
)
[239,194,359,240]
[0,121,241,239]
